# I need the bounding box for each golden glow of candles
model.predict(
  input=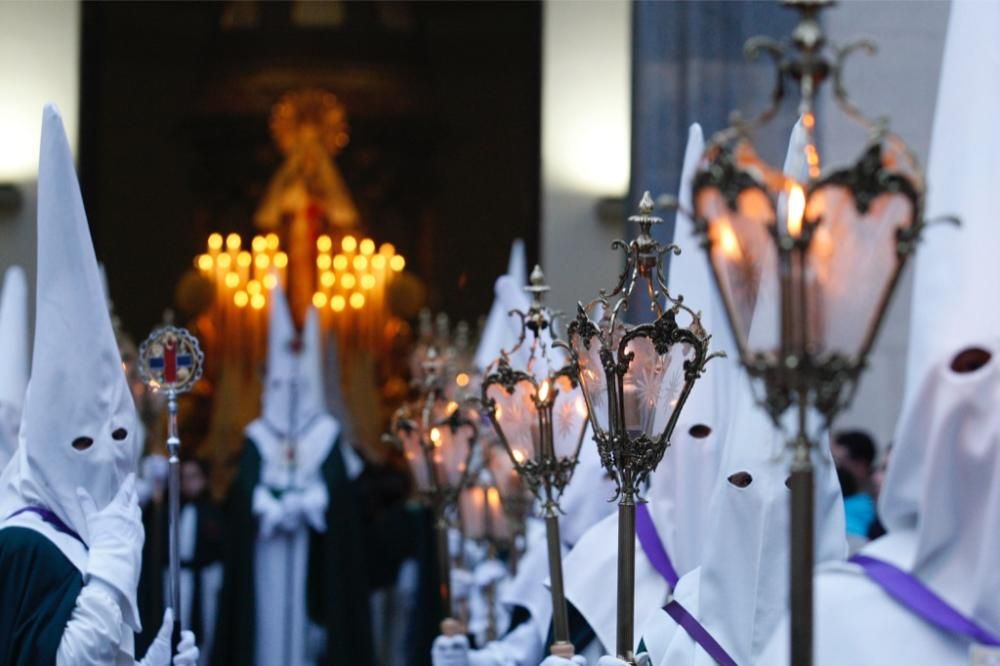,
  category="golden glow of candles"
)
[353,255,368,271]
[486,487,501,511]
[255,253,270,269]
[430,427,442,446]
[317,235,333,252]
[512,449,525,464]
[333,254,348,271]
[217,253,232,269]
[226,233,241,251]
[349,292,365,309]
[317,254,332,270]
[360,274,376,290]
[320,271,336,288]
[389,255,405,272]
[247,280,262,295]
[330,295,346,312]
[371,255,386,270]
[313,292,328,308]
[455,372,470,387]
[341,235,357,253]
[263,273,278,290]
[237,251,252,268]
[341,273,357,289]
[224,272,240,288]
[576,396,588,418]
[447,400,459,415]
[208,233,224,251]
[265,233,280,251]
[252,235,267,253]
[234,290,249,308]
[197,254,213,271]
[787,183,805,238]
[273,252,288,268]
[250,293,266,310]
[379,242,395,256]
[360,238,375,255]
